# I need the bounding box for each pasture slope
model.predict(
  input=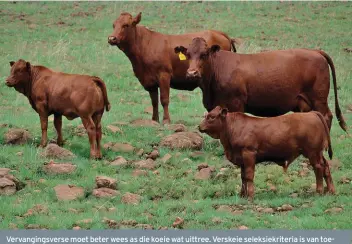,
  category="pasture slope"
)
[0,2,351,230]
